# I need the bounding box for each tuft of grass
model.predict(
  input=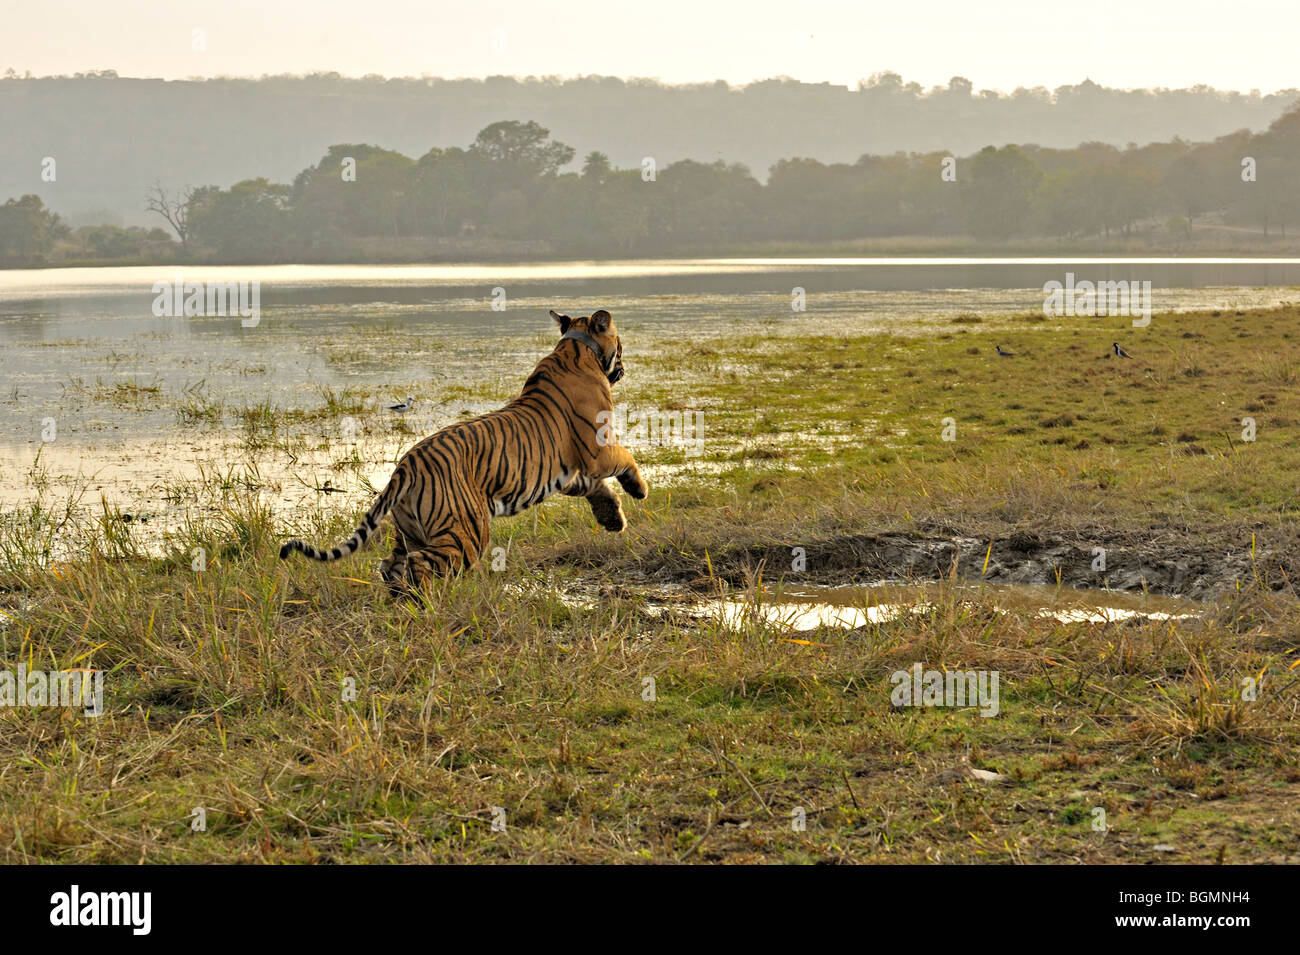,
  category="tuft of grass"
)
[176,396,224,427]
